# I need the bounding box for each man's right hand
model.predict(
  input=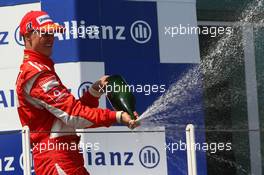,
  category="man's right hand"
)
[91,75,109,93]
[121,112,139,129]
